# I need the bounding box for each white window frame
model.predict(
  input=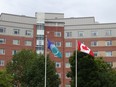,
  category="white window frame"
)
[54,32,61,37]
[37,24,44,30]
[12,50,18,55]
[65,32,72,37]
[13,29,20,35]
[55,62,61,68]
[0,38,6,44]
[106,41,112,46]
[91,41,98,46]
[65,62,71,68]
[13,40,20,45]
[56,73,61,78]
[65,73,71,79]
[25,30,32,36]
[78,31,84,37]
[93,52,98,57]
[107,62,113,66]
[106,51,112,57]
[65,42,72,47]
[0,27,6,33]
[0,60,4,66]
[105,30,112,36]
[0,49,5,55]
[65,52,72,58]
[55,42,61,47]
[25,41,32,46]
[65,84,71,87]
[91,31,98,36]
